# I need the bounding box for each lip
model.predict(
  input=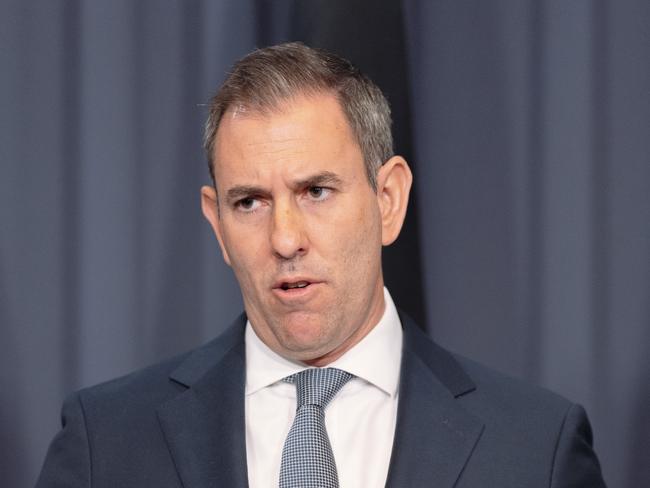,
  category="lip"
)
[271,277,323,302]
